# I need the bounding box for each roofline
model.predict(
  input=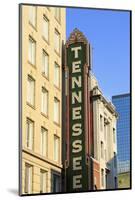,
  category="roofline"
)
[112,93,130,99]
[91,93,118,117]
